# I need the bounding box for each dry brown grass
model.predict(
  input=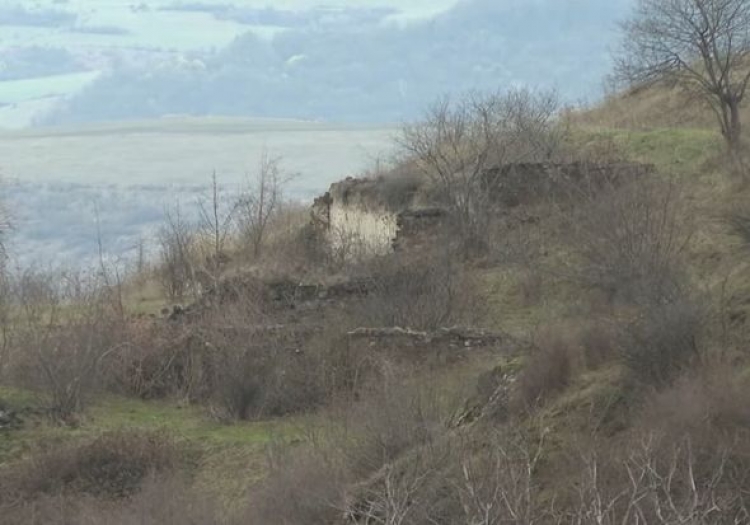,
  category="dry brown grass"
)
[569,82,749,131]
